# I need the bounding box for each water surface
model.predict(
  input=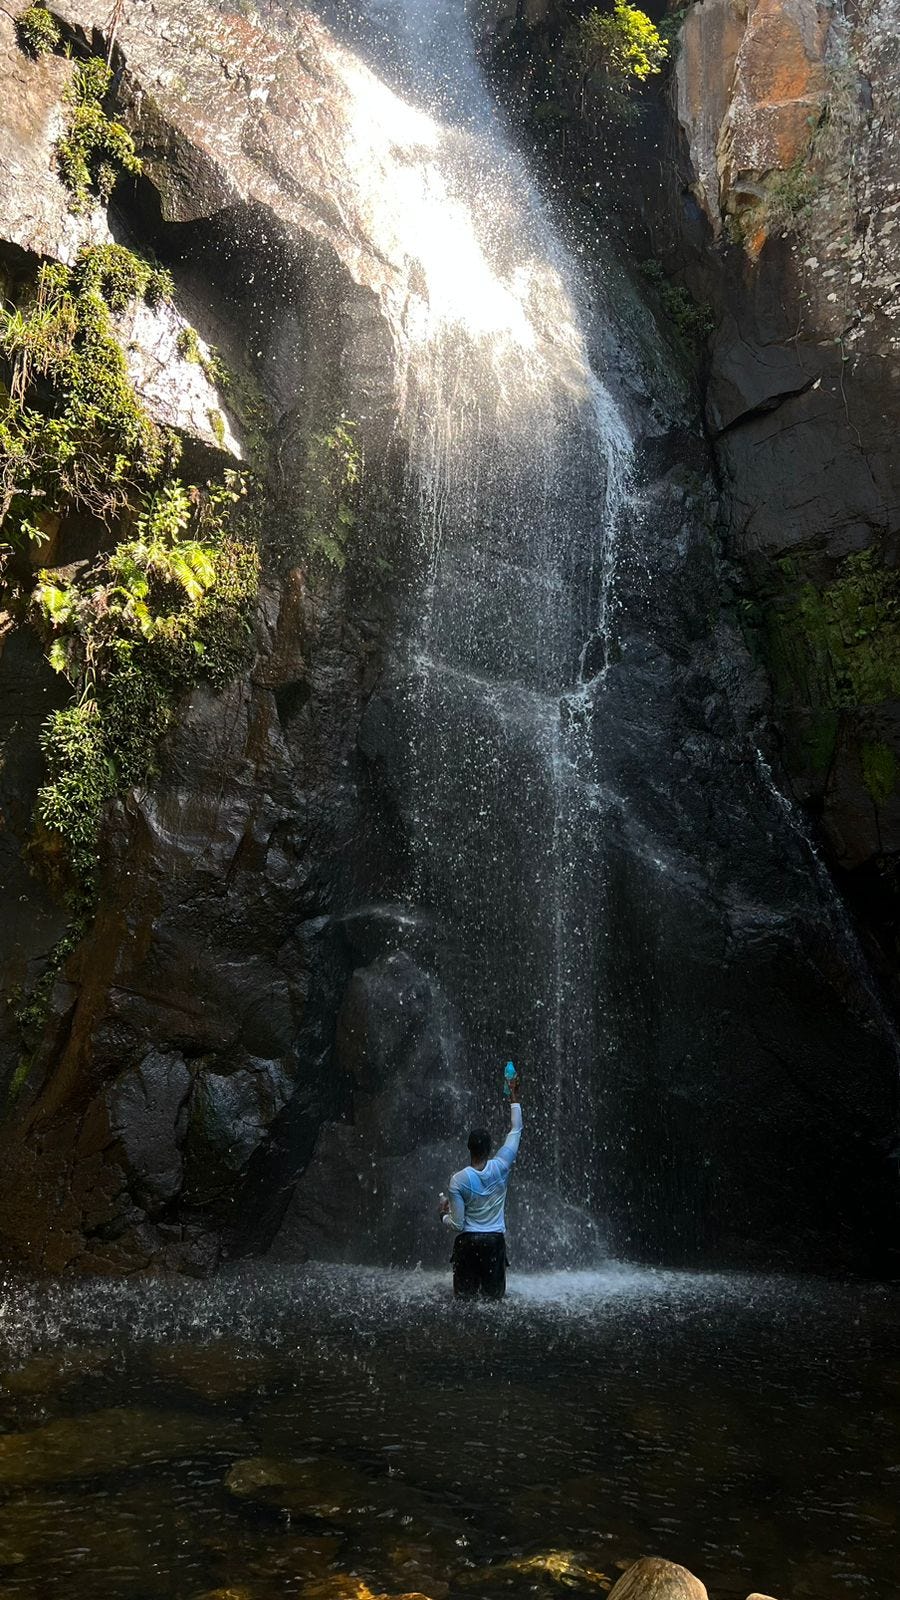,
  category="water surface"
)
[1,1264,897,1598]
